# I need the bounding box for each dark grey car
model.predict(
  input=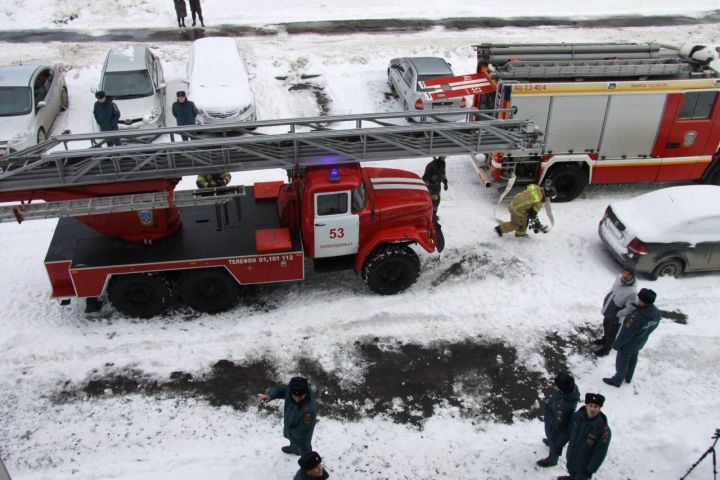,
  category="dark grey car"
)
[387,56,466,120]
[598,185,720,279]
